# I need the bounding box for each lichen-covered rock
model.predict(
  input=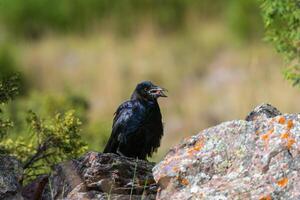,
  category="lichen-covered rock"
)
[153,104,300,199]
[246,103,282,121]
[0,155,23,200]
[42,152,157,200]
